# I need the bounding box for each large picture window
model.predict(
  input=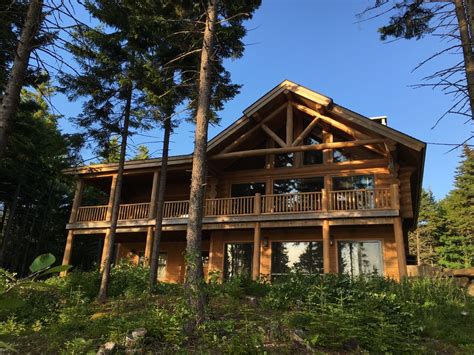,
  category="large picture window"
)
[332,175,374,190]
[303,136,323,165]
[231,182,266,197]
[271,241,323,280]
[338,241,383,276]
[273,177,324,194]
[223,243,253,280]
